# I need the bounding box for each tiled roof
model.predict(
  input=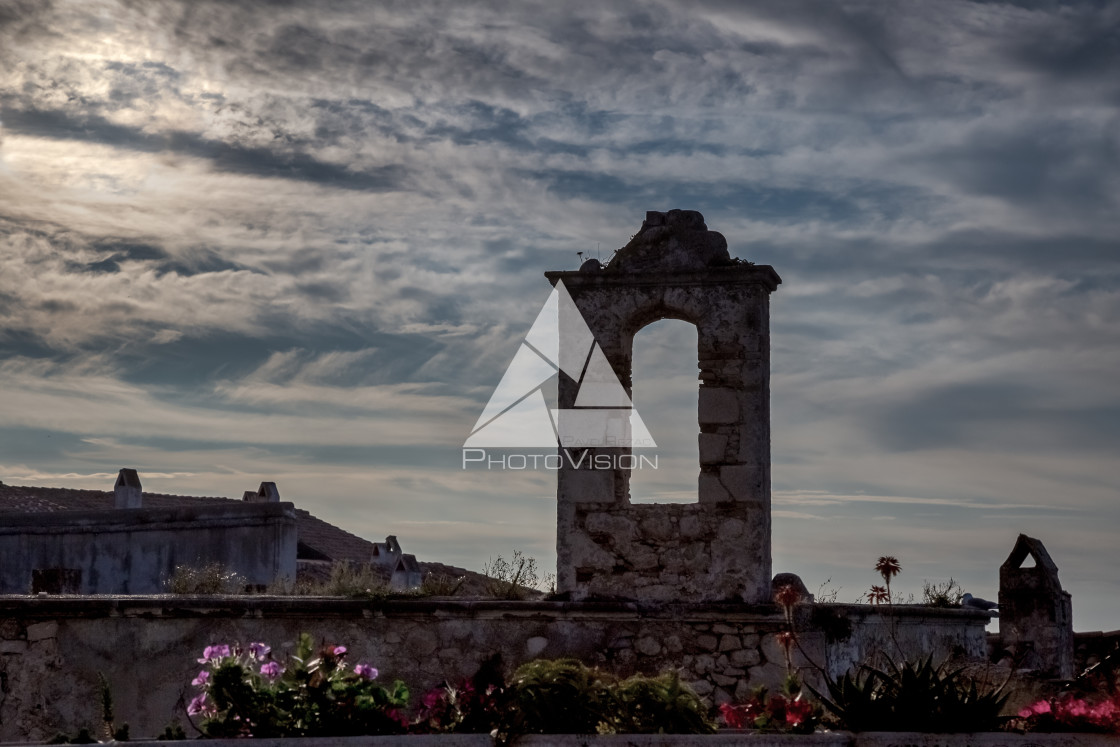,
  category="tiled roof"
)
[292,507,379,563]
[0,482,376,563]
